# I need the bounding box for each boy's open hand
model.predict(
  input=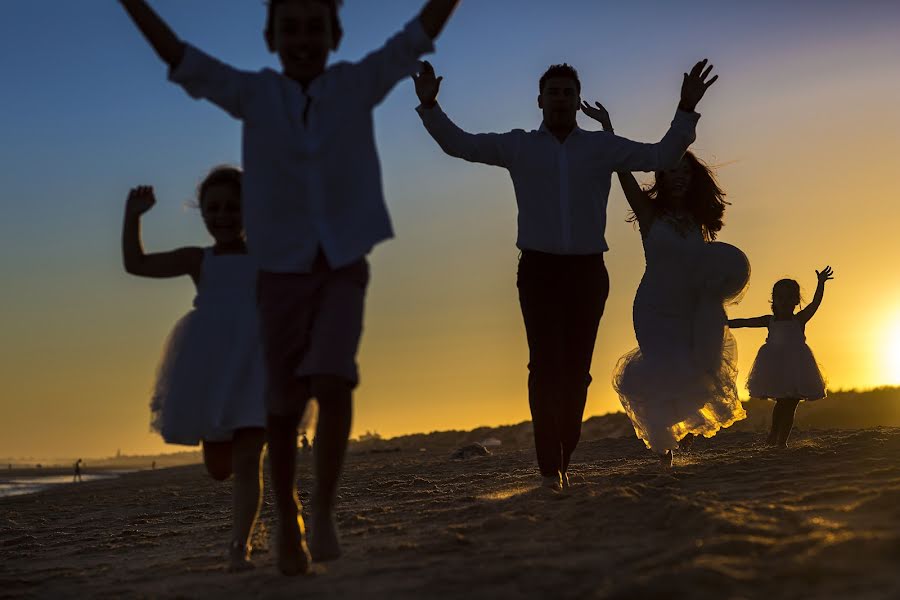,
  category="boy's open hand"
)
[126,186,156,216]
[413,61,442,108]
[580,100,613,132]
[679,59,718,112]
[816,266,834,284]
